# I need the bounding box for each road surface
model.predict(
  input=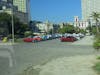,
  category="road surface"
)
[0,36,96,75]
